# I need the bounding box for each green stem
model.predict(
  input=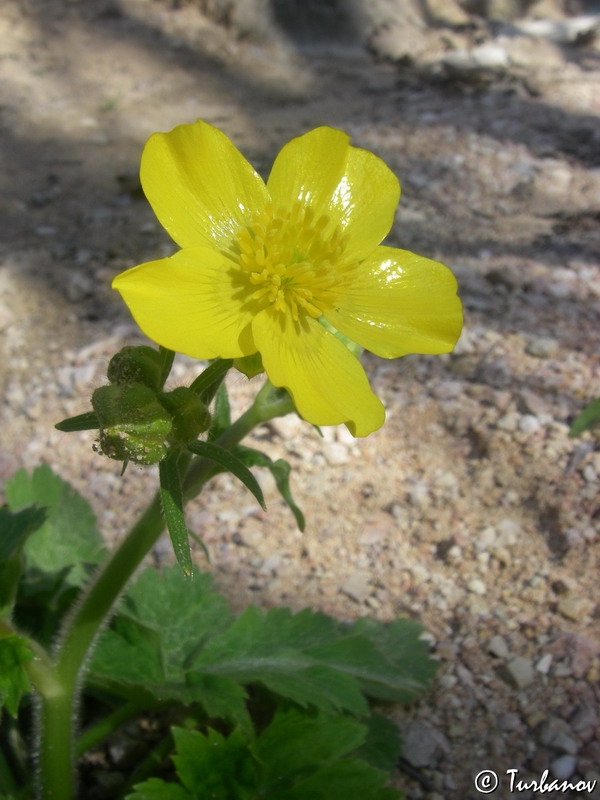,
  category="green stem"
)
[35,378,293,800]
[0,745,19,797]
